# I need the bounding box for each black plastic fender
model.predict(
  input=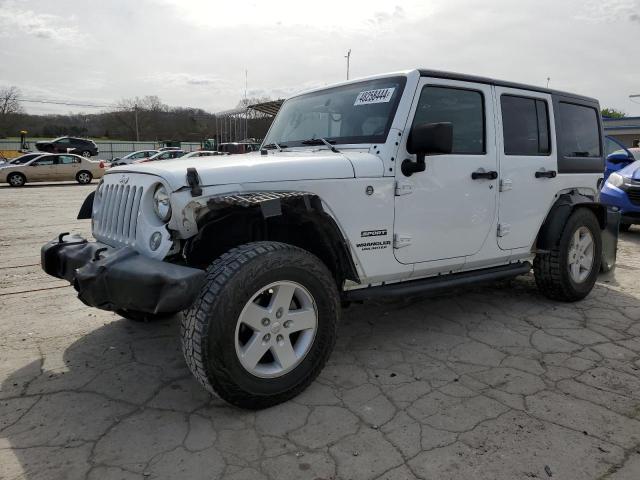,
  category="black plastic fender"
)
[536,192,619,272]
[77,190,95,219]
